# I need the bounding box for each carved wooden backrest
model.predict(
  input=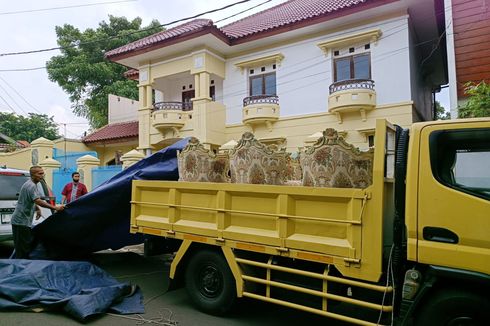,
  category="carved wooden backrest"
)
[229,132,287,185]
[285,152,303,183]
[177,137,230,183]
[300,129,373,188]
